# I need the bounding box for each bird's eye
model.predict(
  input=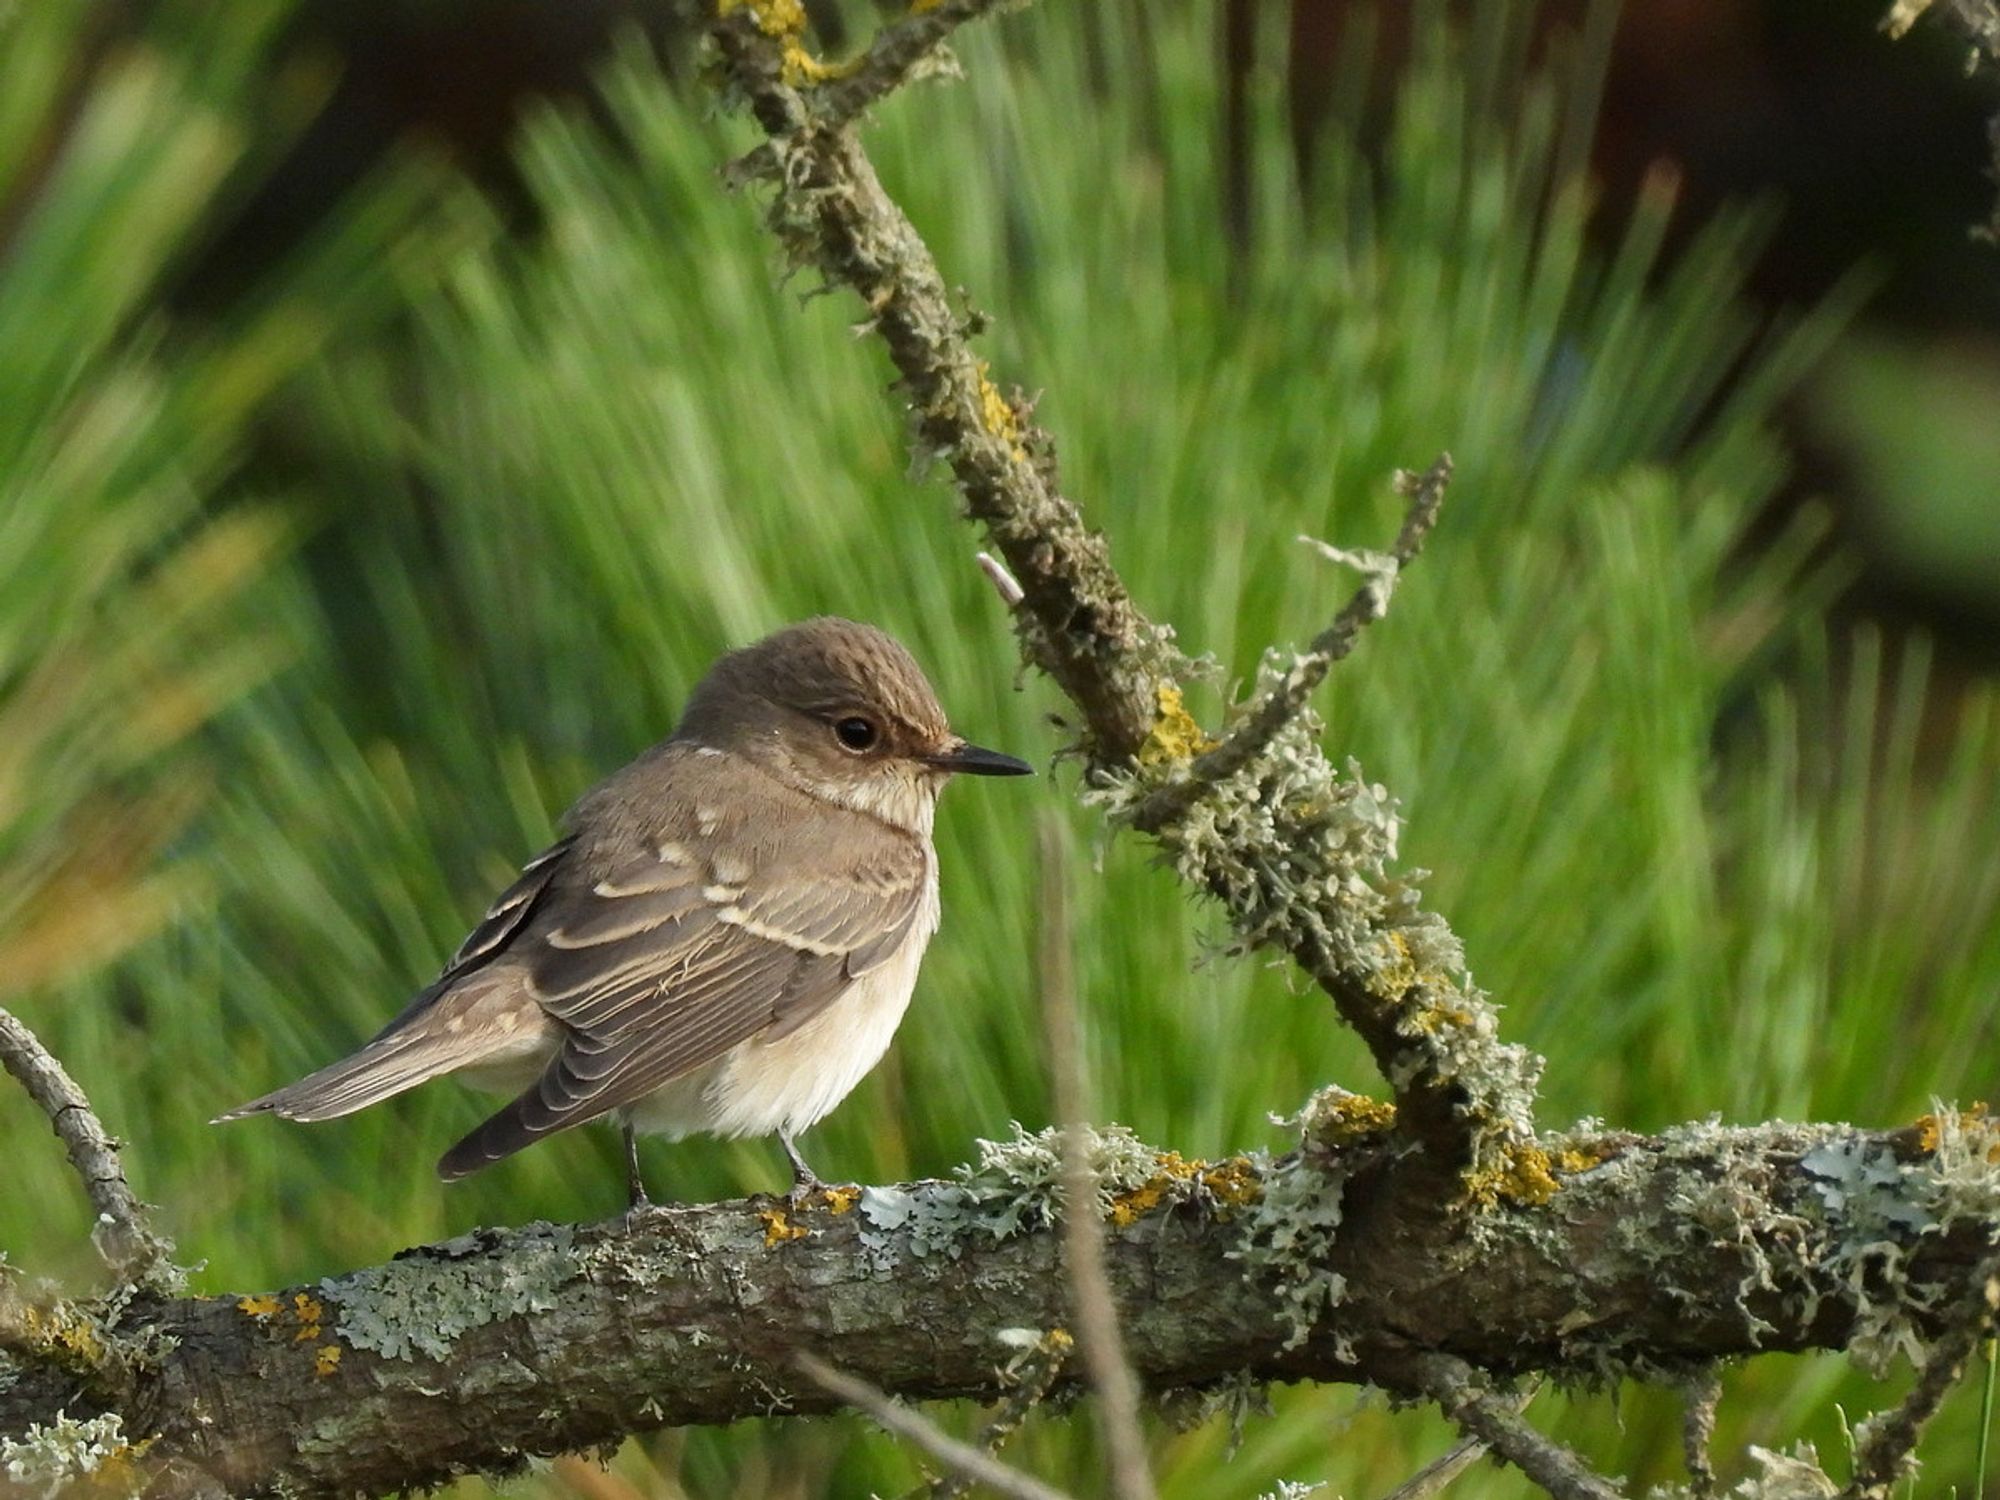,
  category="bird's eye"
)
[833,716,878,752]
